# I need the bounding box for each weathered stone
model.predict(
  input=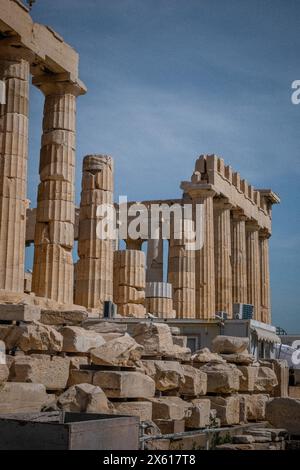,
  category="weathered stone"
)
[179,365,207,396]
[0,324,23,350]
[254,367,278,392]
[133,321,174,356]
[93,370,156,398]
[0,303,41,322]
[40,309,88,325]
[200,363,242,393]
[232,435,255,444]
[212,335,249,354]
[221,353,255,365]
[18,322,63,352]
[68,368,94,386]
[61,326,105,353]
[0,363,9,384]
[172,336,187,348]
[239,394,269,422]
[142,360,185,391]
[150,397,191,420]
[10,354,70,390]
[90,334,143,367]
[192,348,225,364]
[266,397,300,435]
[209,395,240,425]
[155,419,185,434]
[0,383,48,413]
[114,401,152,421]
[69,356,89,369]
[185,399,211,428]
[82,321,127,334]
[57,383,112,413]
[237,365,258,392]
